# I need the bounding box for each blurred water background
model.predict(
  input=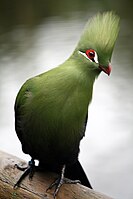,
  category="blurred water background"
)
[0,0,133,198]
